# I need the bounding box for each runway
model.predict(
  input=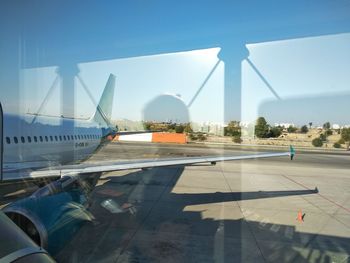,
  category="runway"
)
[51,142,350,262]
